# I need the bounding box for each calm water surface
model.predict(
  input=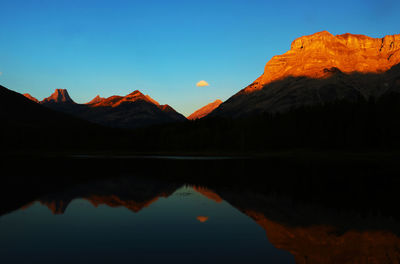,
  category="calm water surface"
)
[0,185,294,264]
